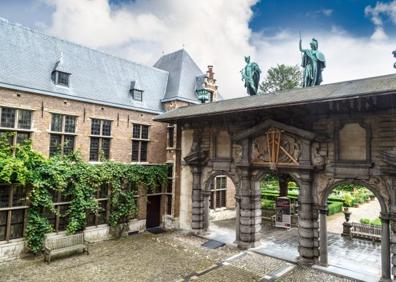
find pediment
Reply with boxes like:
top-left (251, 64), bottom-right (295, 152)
top-left (233, 119), bottom-right (316, 142)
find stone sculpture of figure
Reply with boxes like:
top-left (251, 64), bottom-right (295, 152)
top-left (241, 56), bottom-right (261, 96)
top-left (299, 38), bottom-right (326, 87)
top-left (392, 50), bottom-right (396, 69)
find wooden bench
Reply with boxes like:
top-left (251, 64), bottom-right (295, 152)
top-left (44, 233), bottom-right (89, 264)
top-left (351, 222), bottom-right (381, 242)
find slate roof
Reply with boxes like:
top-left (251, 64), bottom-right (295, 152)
top-left (154, 49), bottom-right (202, 104)
top-left (155, 73), bottom-right (396, 122)
top-left (0, 18), bottom-right (201, 114)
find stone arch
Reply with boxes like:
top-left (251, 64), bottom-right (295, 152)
top-left (320, 178), bottom-right (389, 214)
top-left (203, 170), bottom-right (239, 193)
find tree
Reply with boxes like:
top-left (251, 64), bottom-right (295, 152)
top-left (259, 64), bottom-right (302, 94)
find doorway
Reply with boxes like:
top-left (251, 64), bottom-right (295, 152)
top-left (146, 195), bottom-right (161, 228)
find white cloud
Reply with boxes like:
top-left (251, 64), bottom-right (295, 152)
top-left (365, 0), bottom-right (396, 40)
top-left (45, 0), bottom-right (257, 98)
top-left (43, 0), bottom-right (396, 99)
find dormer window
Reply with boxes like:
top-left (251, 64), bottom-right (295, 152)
top-left (52, 71), bottom-right (70, 87)
top-left (129, 81), bottom-right (143, 101)
top-left (131, 89), bottom-right (143, 101)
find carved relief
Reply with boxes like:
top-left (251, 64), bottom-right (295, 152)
top-left (232, 144), bottom-right (242, 163)
top-left (312, 142), bottom-right (325, 167)
top-left (252, 128), bottom-right (301, 168)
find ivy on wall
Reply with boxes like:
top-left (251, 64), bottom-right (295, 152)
top-left (0, 134), bottom-right (167, 254)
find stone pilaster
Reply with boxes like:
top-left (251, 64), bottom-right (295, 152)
top-left (191, 166), bottom-right (204, 232)
top-left (297, 177), bottom-right (319, 264)
top-left (380, 212), bottom-right (391, 281)
top-left (390, 213), bottom-right (396, 280)
top-left (319, 208), bottom-right (328, 266)
top-left (238, 169), bottom-right (261, 249)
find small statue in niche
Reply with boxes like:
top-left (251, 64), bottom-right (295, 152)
top-left (312, 142), bottom-right (325, 167)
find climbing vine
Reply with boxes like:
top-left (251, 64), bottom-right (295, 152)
top-left (0, 134), bottom-right (167, 254)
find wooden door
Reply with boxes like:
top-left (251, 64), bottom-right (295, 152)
top-left (146, 195), bottom-right (161, 228)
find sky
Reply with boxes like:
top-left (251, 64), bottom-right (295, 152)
top-left (0, 0), bottom-right (396, 98)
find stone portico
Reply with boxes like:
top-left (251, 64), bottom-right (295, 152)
top-left (155, 74), bottom-right (396, 281)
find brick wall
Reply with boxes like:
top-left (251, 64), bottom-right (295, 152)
top-left (0, 87), bottom-right (167, 164)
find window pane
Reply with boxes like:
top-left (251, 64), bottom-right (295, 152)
top-left (64, 116), bottom-right (76, 133)
top-left (51, 114), bottom-right (63, 132)
top-left (86, 212), bottom-right (96, 227)
top-left (1, 108), bottom-right (16, 128)
top-left (57, 72), bottom-right (69, 86)
top-left (216, 190), bottom-right (221, 208)
top-left (98, 201), bottom-right (107, 225)
top-left (16, 132), bottom-right (30, 144)
top-left (89, 137), bottom-right (99, 161)
top-left (0, 185), bottom-right (10, 208)
top-left (99, 184), bottom-right (109, 199)
top-left (10, 210), bottom-right (25, 239)
top-left (12, 186), bottom-right (26, 207)
top-left (133, 90), bottom-right (142, 101)
top-left (49, 134), bottom-right (62, 157)
top-left (216, 177), bottom-right (226, 190)
top-left (58, 205), bottom-right (69, 231)
top-left (91, 119), bottom-right (101, 135)
top-left (141, 125), bottom-right (149, 139)
top-left (101, 138), bottom-right (111, 160)
top-left (132, 140), bottom-right (139, 161)
top-left (43, 208), bottom-right (56, 231)
top-left (140, 141), bottom-right (147, 162)
top-left (0, 211), bottom-right (7, 241)
top-left (167, 126), bottom-right (174, 148)
top-left (17, 110), bottom-right (32, 129)
top-left (102, 120), bottom-right (112, 136)
top-left (63, 135), bottom-right (75, 155)
top-left (132, 124), bottom-right (141, 139)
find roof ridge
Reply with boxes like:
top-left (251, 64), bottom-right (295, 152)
top-left (0, 17), bottom-right (168, 75)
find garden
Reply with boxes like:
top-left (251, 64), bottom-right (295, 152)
top-left (260, 176), bottom-right (380, 226)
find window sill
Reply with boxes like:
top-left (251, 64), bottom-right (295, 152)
top-left (89, 135), bottom-right (112, 138)
top-left (48, 131), bottom-right (78, 136)
top-left (0, 127), bottom-right (34, 133)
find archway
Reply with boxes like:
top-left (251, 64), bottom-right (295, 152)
top-left (251, 169), bottom-right (310, 262)
top-left (202, 171), bottom-right (238, 244)
top-left (319, 180), bottom-right (391, 281)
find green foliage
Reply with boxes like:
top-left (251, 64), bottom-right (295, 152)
top-left (259, 64), bottom-right (302, 94)
top-left (360, 217), bottom-right (381, 227)
top-left (343, 192), bottom-right (353, 207)
top-left (261, 199), bottom-right (275, 210)
top-left (0, 134), bottom-right (167, 253)
top-left (327, 201), bottom-right (343, 215)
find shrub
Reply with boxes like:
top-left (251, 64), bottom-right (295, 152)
top-left (343, 192), bottom-right (353, 207)
top-left (327, 201), bottom-right (343, 215)
top-left (261, 199), bottom-right (275, 210)
top-left (360, 218), bottom-right (370, 225)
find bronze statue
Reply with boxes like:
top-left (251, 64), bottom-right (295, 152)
top-left (299, 37), bottom-right (326, 87)
top-left (241, 56), bottom-right (261, 96)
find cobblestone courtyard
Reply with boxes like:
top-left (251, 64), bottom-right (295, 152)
top-left (0, 231), bottom-right (354, 282)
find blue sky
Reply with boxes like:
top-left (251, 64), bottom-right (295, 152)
top-left (0, 0), bottom-right (395, 98)
top-left (250, 0), bottom-right (382, 36)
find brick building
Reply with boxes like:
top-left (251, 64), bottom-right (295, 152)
top-left (0, 18), bottom-right (231, 260)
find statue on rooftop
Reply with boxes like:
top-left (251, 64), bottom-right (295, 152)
top-left (299, 37), bottom-right (326, 87)
top-left (241, 56), bottom-right (261, 96)
top-left (392, 49), bottom-right (396, 69)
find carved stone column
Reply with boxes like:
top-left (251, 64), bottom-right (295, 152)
top-left (297, 176), bottom-right (318, 264)
top-left (390, 212), bottom-right (396, 280)
top-left (234, 194), bottom-right (241, 245)
top-left (191, 166), bottom-right (204, 232)
top-left (238, 168), bottom-right (261, 249)
top-left (380, 212), bottom-right (391, 281)
top-left (319, 208), bottom-right (328, 266)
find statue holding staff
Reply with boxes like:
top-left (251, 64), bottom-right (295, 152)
top-left (299, 36), bottom-right (326, 87)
